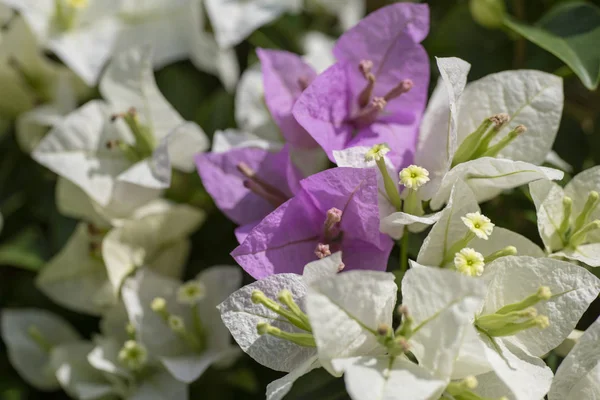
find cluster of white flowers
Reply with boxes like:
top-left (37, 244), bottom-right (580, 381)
top-left (0, 1), bottom-right (351, 398)
top-left (1, 1), bottom-right (599, 400)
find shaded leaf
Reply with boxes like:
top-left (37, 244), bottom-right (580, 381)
top-left (504, 2), bottom-right (600, 90)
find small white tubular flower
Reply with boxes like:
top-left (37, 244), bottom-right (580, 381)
top-left (118, 340), bottom-right (148, 370)
top-left (461, 212), bottom-right (494, 240)
top-left (167, 315), bottom-right (185, 333)
top-left (176, 280), bottom-right (206, 305)
top-left (399, 165), bottom-right (430, 189)
top-left (454, 248), bottom-right (485, 277)
top-left (150, 297), bottom-right (167, 313)
top-left (364, 143), bottom-right (390, 162)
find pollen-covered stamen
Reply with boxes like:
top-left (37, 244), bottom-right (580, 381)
top-left (323, 207), bottom-right (343, 239)
top-left (483, 246), bottom-right (517, 264)
top-left (237, 162), bottom-right (289, 207)
top-left (572, 191), bottom-right (599, 234)
top-left (256, 322), bottom-right (316, 347)
top-left (352, 97), bottom-right (387, 127)
top-left (366, 143), bottom-right (403, 211)
top-left (480, 124), bottom-right (527, 158)
top-left (356, 60), bottom-right (376, 108)
top-left (558, 196), bottom-right (573, 240)
top-left (315, 243), bottom-right (331, 259)
top-left (452, 113), bottom-right (510, 166)
top-left (569, 220), bottom-right (600, 248)
top-left (110, 107), bottom-right (156, 161)
top-left (394, 305), bottom-right (414, 338)
top-left (476, 286), bottom-right (552, 337)
top-left (383, 79), bottom-right (413, 101)
top-left (251, 290), bottom-right (311, 331)
top-left (359, 59), bottom-right (373, 76)
top-left (167, 315), bottom-right (203, 352)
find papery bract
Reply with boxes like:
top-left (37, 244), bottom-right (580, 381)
top-left (196, 146), bottom-right (301, 243)
top-left (416, 57), bottom-right (564, 208)
top-left (530, 166), bottom-right (600, 266)
top-left (257, 48), bottom-right (318, 149)
top-left (33, 47), bottom-right (208, 210)
top-left (122, 267), bottom-right (242, 383)
top-left (293, 2), bottom-right (430, 166)
top-left (1, 309), bottom-right (81, 390)
top-left (231, 167), bottom-right (392, 278)
top-left (204, 0), bottom-right (301, 49)
top-left (218, 254), bottom-right (343, 400)
top-left (549, 316), bottom-right (600, 399)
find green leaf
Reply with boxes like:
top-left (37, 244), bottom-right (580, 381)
top-left (0, 227), bottom-right (45, 271)
top-left (504, 2), bottom-right (600, 90)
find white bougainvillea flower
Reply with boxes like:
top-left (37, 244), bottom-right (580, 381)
top-left (0, 0), bottom-right (201, 85)
top-left (102, 200), bottom-right (204, 294)
top-left (305, 270), bottom-right (398, 376)
top-left (415, 57), bottom-right (564, 209)
top-left (219, 253), bottom-right (343, 400)
top-left (323, 265), bottom-right (487, 400)
top-left (122, 266), bottom-right (242, 383)
top-left (406, 258), bottom-right (600, 400)
top-left (54, 177), bottom-right (159, 229)
top-left (529, 166), bottom-right (600, 266)
top-left (86, 335), bottom-right (188, 399)
top-left (33, 47), bottom-right (208, 210)
top-left (212, 128), bottom-right (282, 153)
top-left (36, 222), bottom-right (113, 316)
top-left (334, 146), bottom-right (442, 239)
top-left (418, 179), bottom-right (544, 271)
top-left (50, 341), bottom-right (117, 400)
top-left (37, 199), bottom-right (203, 315)
top-left (549, 316), bottom-right (600, 399)
top-left (0, 16), bottom-right (87, 151)
top-left (204, 0), bottom-right (302, 49)
top-left (447, 256), bottom-right (596, 399)
top-left (301, 32), bottom-right (336, 74)
top-left (186, 0), bottom-right (239, 91)
top-left (0, 309), bottom-right (81, 390)
top-left (234, 65), bottom-right (281, 143)
top-left (0, 16), bottom-right (81, 119)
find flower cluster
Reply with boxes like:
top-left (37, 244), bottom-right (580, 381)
top-left (1, 2), bottom-right (599, 400)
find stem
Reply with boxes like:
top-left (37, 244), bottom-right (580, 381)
top-left (399, 227), bottom-right (409, 278)
top-left (512, 0), bottom-right (526, 68)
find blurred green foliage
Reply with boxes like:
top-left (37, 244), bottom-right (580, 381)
top-left (2, 1), bottom-right (600, 399)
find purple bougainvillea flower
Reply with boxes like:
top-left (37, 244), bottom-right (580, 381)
top-left (231, 167), bottom-right (393, 279)
top-left (257, 48), bottom-right (319, 149)
top-left (292, 3), bottom-right (430, 166)
top-left (195, 146), bottom-right (303, 242)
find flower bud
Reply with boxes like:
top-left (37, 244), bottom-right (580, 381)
top-left (469, 0), bottom-right (506, 29)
